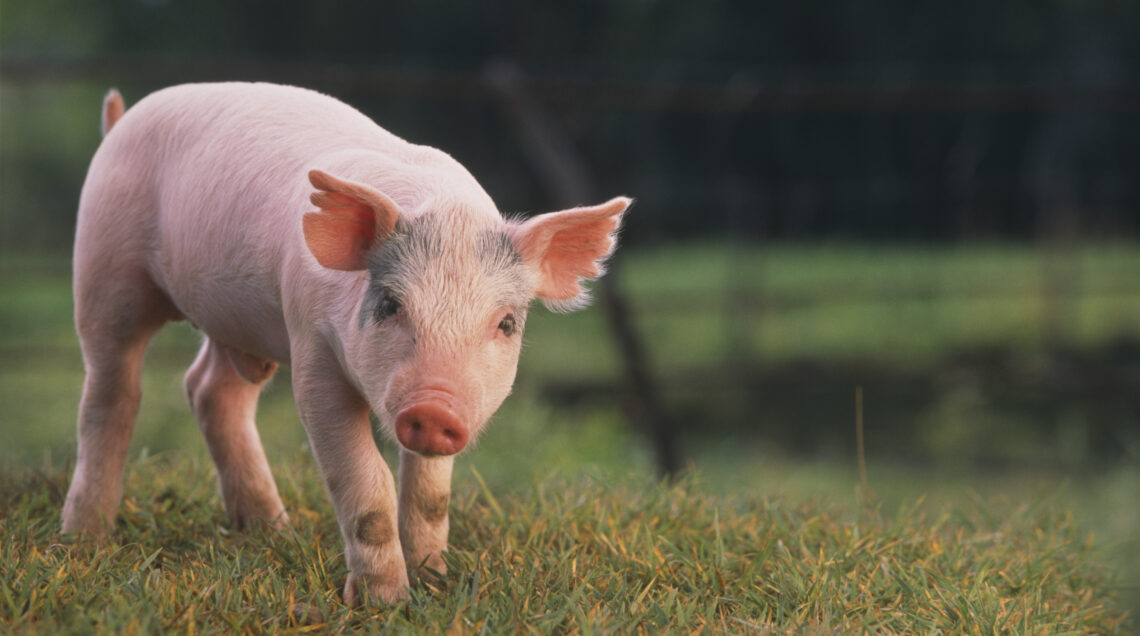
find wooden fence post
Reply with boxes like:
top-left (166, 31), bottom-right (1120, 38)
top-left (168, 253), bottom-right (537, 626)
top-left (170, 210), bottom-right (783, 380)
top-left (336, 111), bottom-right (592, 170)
top-left (485, 61), bottom-right (683, 479)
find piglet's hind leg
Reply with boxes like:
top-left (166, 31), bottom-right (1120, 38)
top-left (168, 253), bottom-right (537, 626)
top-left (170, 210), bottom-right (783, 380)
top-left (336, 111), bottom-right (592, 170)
top-left (62, 268), bottom-right (174, 536)
top-left (185, 338), bottom-right (287, 529)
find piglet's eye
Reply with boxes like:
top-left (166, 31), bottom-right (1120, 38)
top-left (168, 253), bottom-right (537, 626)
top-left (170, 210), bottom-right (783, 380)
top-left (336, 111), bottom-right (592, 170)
top-left (376, 293), bottom-right (401, 321)
top-left (498, 313), bottom-right (517, 337)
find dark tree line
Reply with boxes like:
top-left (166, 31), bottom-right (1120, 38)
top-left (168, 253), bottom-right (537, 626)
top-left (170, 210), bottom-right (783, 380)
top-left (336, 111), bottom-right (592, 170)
top-left (2, 0), bottom-right (1138, 248)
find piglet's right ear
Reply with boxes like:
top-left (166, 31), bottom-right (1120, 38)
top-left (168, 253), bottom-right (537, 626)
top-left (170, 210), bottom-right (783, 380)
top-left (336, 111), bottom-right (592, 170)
top-left (303, 169), bottom-right (402, 271)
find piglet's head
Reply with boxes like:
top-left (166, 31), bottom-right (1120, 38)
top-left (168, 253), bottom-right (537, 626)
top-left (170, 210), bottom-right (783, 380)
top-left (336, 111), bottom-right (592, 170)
top-left (303, 168), bottom-right (630, 456)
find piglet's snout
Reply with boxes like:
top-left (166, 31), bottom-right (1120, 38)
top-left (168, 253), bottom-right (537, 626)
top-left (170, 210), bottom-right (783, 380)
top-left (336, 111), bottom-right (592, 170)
top-left (395, 402), bottom-right (469, 455)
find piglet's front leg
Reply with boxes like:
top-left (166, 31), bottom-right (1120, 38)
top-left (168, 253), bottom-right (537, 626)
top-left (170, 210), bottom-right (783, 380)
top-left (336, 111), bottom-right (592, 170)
top-left (292, 353), bottom-right (409, 605)
top-left (398, 450), bottom-right (453, 583)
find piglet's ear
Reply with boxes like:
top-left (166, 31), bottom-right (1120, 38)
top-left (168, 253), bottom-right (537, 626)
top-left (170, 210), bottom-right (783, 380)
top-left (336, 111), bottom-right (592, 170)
top-left (508, 196), bottom-right (632, 311)
top-left (303, 169), bottom-right (402, 271)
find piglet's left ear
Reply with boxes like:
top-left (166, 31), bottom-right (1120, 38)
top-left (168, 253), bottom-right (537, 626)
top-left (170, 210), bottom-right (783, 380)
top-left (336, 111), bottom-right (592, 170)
top-left (508, 196), bottom-right (632, 311)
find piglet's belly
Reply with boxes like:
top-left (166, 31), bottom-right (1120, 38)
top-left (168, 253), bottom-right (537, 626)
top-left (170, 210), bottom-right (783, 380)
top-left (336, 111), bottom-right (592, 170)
top-left (163, 274), bottom-right (292, 364)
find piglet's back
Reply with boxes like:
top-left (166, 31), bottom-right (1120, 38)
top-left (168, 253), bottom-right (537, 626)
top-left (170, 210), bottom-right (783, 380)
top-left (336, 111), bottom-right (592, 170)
top-left (76, 83), bottom-right (438, 361)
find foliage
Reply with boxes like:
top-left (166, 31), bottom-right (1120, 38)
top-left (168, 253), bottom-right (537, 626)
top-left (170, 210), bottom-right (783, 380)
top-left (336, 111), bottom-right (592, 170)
top-left (4, 244), bottom-right (1140, 472)
top-left (4, 2), bottom-right (1140, 250)
top-left (4, 242), bottom-right (1140, 474)
top-left (0, 455), bottom-right (1131, 634)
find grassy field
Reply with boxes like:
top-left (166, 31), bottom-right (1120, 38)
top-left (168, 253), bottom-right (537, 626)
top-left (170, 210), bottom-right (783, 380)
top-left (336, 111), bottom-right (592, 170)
top-left (1, 456), bottom-right (1131, 633)
top-left (1, 244), bottom-right (1138, 631)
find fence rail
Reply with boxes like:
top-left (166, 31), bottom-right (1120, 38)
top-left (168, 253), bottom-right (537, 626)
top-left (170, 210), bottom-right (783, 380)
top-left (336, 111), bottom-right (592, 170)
top-left (4, 57), bottom-right (1139, 113)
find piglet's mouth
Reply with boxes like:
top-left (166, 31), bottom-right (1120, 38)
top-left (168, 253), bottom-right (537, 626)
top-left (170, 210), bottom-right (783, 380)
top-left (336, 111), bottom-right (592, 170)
top-left (395, 401), bottom-right (469, 456)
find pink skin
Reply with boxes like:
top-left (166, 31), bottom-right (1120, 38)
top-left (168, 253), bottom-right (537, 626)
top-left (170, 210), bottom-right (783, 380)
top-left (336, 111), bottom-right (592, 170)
top-left (60, 83), bottom-right (629, 605)
top-left (396, 401), bottom-right (467, 456)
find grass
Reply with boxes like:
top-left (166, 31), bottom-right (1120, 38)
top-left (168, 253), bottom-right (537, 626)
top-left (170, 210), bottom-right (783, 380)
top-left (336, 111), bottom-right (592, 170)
top-left (1, 244), bottom-right (1138, 631)
top-left (1, 455), bottom-right (1131, 633)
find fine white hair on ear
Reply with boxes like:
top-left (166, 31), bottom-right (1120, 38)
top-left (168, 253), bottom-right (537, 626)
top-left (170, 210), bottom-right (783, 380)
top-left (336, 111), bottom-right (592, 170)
top-left (538, 270), bottom-right (605, 313)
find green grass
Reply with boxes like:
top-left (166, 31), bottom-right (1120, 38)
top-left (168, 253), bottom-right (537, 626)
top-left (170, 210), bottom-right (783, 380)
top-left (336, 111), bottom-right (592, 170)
top-left (1, 244), bottom-right (1138, 630)
top-left (1, 456), bottom-right (1131, 633)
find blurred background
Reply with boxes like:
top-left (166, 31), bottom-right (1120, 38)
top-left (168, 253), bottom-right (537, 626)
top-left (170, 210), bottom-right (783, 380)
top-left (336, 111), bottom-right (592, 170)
top-left (1, 0), bottom-right (1138, 597)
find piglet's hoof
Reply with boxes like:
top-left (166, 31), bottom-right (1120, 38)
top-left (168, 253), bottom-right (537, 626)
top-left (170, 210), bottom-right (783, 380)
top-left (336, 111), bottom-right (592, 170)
top-left (407, 553), bottom-right (448, 587)
top-left (229, 508), bottom-right (291, 533)
top-left (343, 571), bottom-right (411, 606)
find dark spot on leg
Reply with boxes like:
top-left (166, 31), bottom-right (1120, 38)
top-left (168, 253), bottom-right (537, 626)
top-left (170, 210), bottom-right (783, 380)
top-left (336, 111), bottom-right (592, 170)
top-left (417, 492), bottom-right (450, 524)
top-left (354, 510), bottom-right (393, 547)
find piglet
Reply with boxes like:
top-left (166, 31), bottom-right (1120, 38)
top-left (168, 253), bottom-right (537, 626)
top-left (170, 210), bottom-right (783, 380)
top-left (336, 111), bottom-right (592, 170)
top-left (61, 82), bottom-right (630, 604)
